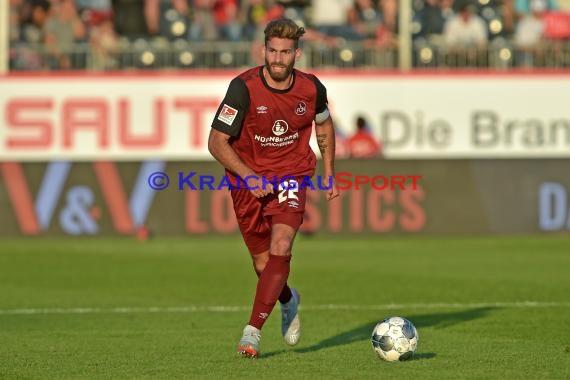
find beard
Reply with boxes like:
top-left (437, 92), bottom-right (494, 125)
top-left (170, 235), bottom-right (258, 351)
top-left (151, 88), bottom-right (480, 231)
top-left (265, 58), bottom-right (295, 82)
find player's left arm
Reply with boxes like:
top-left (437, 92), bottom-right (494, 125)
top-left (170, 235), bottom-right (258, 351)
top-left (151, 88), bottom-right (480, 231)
top-left (312, 75), bottom-right (339, 201)
top-left (315, 115), bottom-right (339, 201)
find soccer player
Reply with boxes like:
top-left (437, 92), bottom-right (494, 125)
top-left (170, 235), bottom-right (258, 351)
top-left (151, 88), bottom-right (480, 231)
top-left (208, 18), bottom-right (339, 358)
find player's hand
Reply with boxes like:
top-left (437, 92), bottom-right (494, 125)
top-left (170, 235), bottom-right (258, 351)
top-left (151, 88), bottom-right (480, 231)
top-left (246, 175), bottom-right (274, 198)
top-left (322, 174), bottom-right (339, 201)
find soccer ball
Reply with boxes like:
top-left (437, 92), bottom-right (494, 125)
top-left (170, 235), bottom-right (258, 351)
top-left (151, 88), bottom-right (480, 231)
top-left (371, 316), bottom-right (419, 362)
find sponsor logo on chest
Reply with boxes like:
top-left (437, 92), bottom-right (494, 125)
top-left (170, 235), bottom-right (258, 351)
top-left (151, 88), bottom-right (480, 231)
top-left (254, 118), bottom-right (299, 148)
top-left (251, 100), bottom-right (309, 148)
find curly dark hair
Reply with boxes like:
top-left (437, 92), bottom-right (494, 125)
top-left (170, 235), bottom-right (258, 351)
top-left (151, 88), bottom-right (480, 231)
top-left (264, 18), bottom-right (306, 49)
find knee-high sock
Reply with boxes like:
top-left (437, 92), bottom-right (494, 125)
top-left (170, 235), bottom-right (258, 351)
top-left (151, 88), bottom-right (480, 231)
top-left (248, 254), bottom-right (291, 329)
top-left (254, 266), bottom-right (292, 304)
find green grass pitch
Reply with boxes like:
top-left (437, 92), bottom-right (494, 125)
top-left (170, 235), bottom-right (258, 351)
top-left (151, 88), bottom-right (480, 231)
top-left (0, 234), bottom-right (568, 379)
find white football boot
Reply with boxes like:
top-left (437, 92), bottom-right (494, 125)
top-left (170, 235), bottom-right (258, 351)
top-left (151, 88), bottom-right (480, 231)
top-left (281, 288), bottom-right (301, 346)
top-left (237, 325), bottom-right (261, 358)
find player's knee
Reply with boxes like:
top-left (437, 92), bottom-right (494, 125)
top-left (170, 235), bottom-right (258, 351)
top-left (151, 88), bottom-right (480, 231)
top-left (253, 260), bottom-right (266, 275)
top-left (251, 252), bottom-right (269, 275)
top-left (270, 238), bottom-right (293, 256)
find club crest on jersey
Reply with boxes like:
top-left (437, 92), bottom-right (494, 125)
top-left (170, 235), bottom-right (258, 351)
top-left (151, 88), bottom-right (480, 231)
top-left (272, 120), bottom-right (289, 136)
top-left (217, 104), bottom-right (238, 126)
top-left (295, 101), bottom-right (307, 116)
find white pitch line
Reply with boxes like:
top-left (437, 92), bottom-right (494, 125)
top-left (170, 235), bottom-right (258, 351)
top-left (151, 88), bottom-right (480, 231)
top-left (0, 301), bottom-right (568, 316)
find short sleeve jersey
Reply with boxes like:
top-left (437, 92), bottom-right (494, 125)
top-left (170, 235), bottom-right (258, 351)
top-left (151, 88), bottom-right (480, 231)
top-left (211, 66), bottom-right (329, 184)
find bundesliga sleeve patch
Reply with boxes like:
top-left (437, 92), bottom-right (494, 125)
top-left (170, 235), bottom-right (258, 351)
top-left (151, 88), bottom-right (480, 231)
top-left (217, 104), bottom-right (238, 126)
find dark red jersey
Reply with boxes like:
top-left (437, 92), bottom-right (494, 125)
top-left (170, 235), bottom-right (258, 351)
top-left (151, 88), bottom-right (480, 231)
top-left (211, 66), bottom-right (329, 184)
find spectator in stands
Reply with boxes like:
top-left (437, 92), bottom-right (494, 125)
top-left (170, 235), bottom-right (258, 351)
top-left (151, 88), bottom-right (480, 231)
top-left (76, 0), bottom-right (113, 30)
top-left (213, 0), bottom-right (242, 41)
top-left (10, 0), bottom-right (23, 43)
top-left (311, 0), bottom-right (363, 40)
top-left (514, 0), bottom-right (546, 66)
top-left (242, 0), bottom-right (280, 41)
top-left (347, 0), bottom-right (382, 40)
top-left (378, 0), bottom-right (398, 35)
top-left (44, 0), bottom-right (87, 69)
top-left (89, 18), bottom-right (119, 70)
top-left (188, 0), bottom-right (218, 40)
top-left (347, 115), bottom-right (382, 159)
top-left (153, 0), bottom-right (193, 40)
top-left (243, 0), bottom-right (286, 63)
top-left (440, 0), bottom-right (456, 19)
top-left (9, 0), bottom-right (50, 69)
top-left (443, 0), bottom-right (488, 49)
top-left (358, 0), bottom-right (398, 48)
top-left (18, 0), bottom-right (51, 44)
top-left (515, 0), bottom-right (559, 16)
top-left (111, 0), bottom-right (157, 38)
top-left (529, 0), bottom-right (570, 41)
top-left (245, 0), bottom-right (343, 65)
top-left (413, 0), bottom-right (447, 41)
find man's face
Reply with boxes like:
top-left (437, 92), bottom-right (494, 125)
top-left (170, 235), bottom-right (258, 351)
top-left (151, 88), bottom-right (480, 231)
top-left (264, 37), bottom-right (298, 82)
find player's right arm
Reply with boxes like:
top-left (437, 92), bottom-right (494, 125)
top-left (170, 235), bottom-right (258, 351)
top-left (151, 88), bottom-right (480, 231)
top-left (208, 78), bottom-right (273, 197)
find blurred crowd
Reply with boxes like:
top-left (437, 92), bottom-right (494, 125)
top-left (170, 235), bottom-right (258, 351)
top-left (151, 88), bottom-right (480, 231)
top-left (8, 0), bottom-right (570, 70)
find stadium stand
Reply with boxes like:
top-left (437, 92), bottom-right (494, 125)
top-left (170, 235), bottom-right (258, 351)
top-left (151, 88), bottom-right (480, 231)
top-left (7, 0), bottom-right (570, 70)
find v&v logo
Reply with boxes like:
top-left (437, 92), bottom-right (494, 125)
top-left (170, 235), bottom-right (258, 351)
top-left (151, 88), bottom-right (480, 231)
top-left (0, 161), bottom-right (165, 235)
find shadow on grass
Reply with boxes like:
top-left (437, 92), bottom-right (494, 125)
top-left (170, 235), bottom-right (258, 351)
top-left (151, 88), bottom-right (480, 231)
top-left (262, 307), bottom-right (495, 359)
top-left (411, 352), bottom-right (436, 361)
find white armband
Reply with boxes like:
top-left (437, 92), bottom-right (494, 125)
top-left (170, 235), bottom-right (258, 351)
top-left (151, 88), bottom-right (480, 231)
top-left (315, 107), bottom-right (330, 124)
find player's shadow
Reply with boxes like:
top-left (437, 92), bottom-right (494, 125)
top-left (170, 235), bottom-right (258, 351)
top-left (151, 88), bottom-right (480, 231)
top-left (262, 306), bottom-right (495, 359)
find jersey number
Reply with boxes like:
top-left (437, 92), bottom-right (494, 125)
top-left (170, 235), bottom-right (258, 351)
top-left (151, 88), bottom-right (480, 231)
top-left (278, 180), bottom-right (299, 203)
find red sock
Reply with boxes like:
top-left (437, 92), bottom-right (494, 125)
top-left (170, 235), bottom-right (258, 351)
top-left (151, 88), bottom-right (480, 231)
top-left (254, 268), bottom-right (292, 304)
top-left (248, 254), bottom-right (291, 330)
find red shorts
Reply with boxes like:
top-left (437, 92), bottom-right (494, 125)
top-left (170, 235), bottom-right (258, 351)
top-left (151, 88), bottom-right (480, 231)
top-left (230, 180), bottom-right (307, 255)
